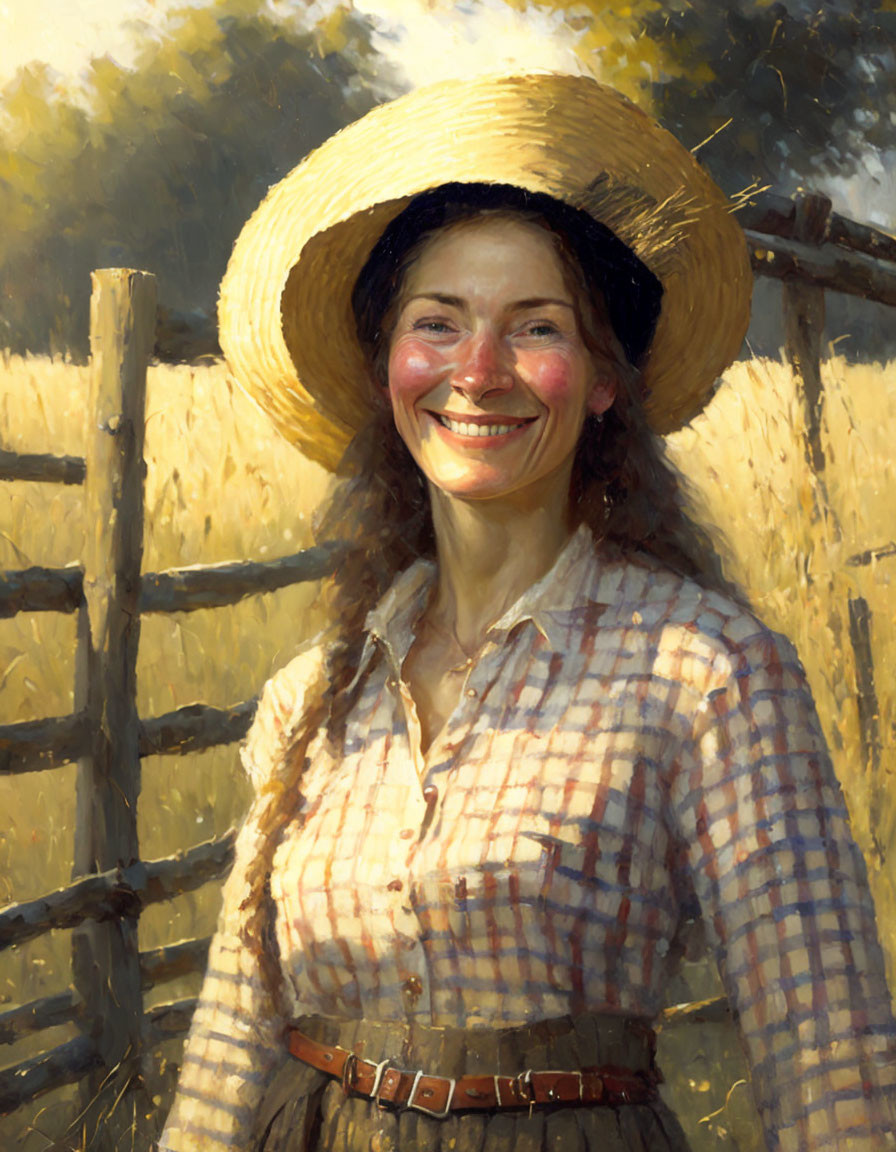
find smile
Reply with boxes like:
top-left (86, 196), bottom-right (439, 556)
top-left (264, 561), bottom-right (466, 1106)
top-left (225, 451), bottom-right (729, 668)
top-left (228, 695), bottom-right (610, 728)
top-left (435, 413), bottom-right (534, 438)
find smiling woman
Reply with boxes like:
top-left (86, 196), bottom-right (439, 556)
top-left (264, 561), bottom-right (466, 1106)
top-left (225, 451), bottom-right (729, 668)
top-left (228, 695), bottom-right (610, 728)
top-left (159, 74), bottom-right (896, 1152)
top-left (385, 214), bottom-right (614, 508)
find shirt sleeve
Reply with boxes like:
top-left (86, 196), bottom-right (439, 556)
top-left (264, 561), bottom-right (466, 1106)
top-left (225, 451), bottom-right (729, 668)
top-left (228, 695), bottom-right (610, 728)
top-left (670, 623), bottom-right (896, 1151)
top-left (159, 645), bottom-right (326, 1151)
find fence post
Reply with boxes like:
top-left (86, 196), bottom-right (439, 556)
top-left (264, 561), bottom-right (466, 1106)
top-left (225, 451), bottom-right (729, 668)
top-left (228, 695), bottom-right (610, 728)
top-left (848, 596), bottom-right (885, 864)
top-left (72, 270), bottom-right (156, 1140)
top-left (782, 191), bottom-right (832, 478)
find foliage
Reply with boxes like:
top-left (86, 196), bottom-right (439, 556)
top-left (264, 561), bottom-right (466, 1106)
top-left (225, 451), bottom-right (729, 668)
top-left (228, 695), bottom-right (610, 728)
top-left (0, 0), bottom-right (393, 356)
top-left (521, 0), bottom-right (896, 195)
top-left (2, 0), bottom-right (894, 356)
top-left (652, 0), bottom-right (896, 194)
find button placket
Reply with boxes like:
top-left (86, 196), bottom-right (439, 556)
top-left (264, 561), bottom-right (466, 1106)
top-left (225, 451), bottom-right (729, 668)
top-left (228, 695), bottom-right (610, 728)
top-left (396, 679), bottom-right (428, 780)
top-left (381, 752), bottom-right (428, 920)
top-left (393, 816), bottom-right (428, 901)
top-left (386, 640), bottom-right (502, 1021)
top-left (393, 790), bottom-right (437, 1017)
top-left (397, 926), bottom-right (429, 1015)
top-left (456, 637), bottom-right (504, 713)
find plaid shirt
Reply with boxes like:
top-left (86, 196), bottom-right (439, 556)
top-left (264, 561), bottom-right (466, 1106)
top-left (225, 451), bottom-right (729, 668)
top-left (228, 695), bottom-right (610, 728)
top-left (161, 527), bottom-right (896, 1151)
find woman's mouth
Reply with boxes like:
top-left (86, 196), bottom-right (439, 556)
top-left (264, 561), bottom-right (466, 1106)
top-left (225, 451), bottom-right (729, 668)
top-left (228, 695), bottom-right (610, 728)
top-left (433, 413), bottom-right (535, 438)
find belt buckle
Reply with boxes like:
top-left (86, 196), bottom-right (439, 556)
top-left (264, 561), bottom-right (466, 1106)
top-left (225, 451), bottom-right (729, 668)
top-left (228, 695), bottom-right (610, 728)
top-left (407, 1069), bottom-right (456, 1119)
top-left (369, 1059), bottom-right (390, 1108)
top-left (372, 1060), bottom-right (398, 1111)
top-left (514, 1068), bottom-right (536, 1118)
top-left (340, 1052), bottom-right (361, 1099)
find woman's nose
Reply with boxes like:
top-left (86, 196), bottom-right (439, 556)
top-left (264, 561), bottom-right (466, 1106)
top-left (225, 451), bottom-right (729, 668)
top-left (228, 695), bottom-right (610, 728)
top-left (450, 329), bottom-right (514, 401)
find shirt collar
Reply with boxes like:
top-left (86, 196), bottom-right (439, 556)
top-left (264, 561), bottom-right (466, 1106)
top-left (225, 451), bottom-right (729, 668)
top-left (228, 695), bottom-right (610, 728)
top-left (361, 556), bottom-right (437, 677)
top-left (486, 523), bottom-right (599, 650)
top-left (359, 523), bottom-right (629, 677)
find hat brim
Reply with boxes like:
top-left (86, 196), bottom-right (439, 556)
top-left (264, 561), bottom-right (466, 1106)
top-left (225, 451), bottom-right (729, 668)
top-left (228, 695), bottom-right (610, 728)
top-left (219, 73), bottom-right (752, 471)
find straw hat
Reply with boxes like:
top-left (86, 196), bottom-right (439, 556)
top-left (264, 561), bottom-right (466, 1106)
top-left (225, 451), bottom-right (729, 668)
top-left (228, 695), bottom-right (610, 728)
top-left (219, 73), bottom-right (752, 471)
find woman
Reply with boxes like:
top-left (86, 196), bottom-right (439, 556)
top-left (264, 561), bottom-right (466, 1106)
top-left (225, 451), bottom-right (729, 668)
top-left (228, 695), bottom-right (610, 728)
top-left (160, 75), bottom-right (896, 1151)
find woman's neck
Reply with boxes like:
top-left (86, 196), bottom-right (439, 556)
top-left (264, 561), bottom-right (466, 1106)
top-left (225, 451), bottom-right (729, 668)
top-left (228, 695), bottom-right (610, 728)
top-left (427, 485), bottom-right (576, 653)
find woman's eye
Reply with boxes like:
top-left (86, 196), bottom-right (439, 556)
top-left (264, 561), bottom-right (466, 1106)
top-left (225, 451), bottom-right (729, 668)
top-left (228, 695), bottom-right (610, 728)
top-left (412, 318), bottom-right (455, 334)
top-left (520, 321), bottom-right (560, 338)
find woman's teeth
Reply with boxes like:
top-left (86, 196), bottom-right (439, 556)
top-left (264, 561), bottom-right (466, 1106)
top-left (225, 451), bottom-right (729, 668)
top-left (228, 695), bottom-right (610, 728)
top-left (438, 415), bottom-right (523, 437)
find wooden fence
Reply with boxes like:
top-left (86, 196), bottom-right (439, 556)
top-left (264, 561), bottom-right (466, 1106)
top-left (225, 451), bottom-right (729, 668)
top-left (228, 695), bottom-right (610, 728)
top-left (0, 190), bottom-right (894, 1145)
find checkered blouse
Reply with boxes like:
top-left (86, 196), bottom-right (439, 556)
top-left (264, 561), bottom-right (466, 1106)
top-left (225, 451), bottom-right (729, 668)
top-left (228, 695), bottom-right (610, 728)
top-left (160, 527), bottom-right (896, 1150)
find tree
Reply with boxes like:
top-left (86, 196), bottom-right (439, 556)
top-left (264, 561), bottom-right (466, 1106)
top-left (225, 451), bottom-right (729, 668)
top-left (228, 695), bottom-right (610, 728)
top-left (516, 0), bottom-right (896, 196)
top-left (0, 0), bottom-right (395, 356)
top-left (650, 0), bottom-right (896, 196)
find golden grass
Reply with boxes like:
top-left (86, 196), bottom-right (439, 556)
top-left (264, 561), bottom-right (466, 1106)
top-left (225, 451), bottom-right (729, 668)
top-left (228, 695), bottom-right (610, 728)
top-left (663, 355), bottom-right (896, 1149)
top-left (0, 352), bottom-right (894, 1150)
top-left (668, 356), bottom-right (896, 919)
top-left (0, 355), bottom-right (332, 1148)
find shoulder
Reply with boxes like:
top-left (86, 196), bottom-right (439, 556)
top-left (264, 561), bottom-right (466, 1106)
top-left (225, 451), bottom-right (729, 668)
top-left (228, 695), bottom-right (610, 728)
top-left (240, 638), bottom-right (329, 791)
top-left (602, 550), bottom-right (805, 701)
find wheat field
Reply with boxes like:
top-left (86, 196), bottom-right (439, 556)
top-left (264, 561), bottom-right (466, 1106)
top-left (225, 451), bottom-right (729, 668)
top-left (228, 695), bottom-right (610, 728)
top-left (0, 352), bottom-right (893, 1149)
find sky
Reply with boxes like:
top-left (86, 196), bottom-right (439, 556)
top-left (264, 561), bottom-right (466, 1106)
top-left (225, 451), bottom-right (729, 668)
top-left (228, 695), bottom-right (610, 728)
top-left (1, 0), bottom-right (587, 90)
top-left (1, 0), bottom-right (181, 83)
top-left (2, 0), bottom-right (894, 226)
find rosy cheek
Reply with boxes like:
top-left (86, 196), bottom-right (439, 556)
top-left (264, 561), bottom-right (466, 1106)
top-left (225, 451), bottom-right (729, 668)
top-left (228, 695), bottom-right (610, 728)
top-left (522, 351), bottom-right (579, 403)
top-left (387, 339), bottom-right (449, 401)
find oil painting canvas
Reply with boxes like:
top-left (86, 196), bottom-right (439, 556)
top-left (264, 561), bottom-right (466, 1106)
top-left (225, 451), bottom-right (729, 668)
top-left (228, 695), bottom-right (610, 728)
top-left (1, 3), bottom-right (894, 1150)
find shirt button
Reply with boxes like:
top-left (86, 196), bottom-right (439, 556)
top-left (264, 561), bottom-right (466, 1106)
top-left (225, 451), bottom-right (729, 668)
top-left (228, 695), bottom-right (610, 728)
top-left (402, 976), bottom-right (423, 1001)
top-left (399, 828), bottom-right (414, 840)
top-left (423, 785), bottom-right (438, 805)
top-left (387, 878), bottom-right (403, 892)
top-left (465, 687), bottom-right (477, 698)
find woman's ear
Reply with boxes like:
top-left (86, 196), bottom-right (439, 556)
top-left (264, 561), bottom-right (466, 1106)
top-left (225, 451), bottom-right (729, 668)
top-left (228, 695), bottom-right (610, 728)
top-left (368, 370), bottom-right (392, 412)
top-left (587, 373), bottom-right (617, 418)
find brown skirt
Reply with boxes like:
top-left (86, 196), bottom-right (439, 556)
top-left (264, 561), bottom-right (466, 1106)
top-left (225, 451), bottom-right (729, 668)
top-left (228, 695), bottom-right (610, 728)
top-left (253, 1013), bottom-right (692, 1152)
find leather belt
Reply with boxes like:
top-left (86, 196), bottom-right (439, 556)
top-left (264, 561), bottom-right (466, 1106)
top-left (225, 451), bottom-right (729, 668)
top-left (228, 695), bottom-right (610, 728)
top-left (286, 1027), bottom-right (659, 1119)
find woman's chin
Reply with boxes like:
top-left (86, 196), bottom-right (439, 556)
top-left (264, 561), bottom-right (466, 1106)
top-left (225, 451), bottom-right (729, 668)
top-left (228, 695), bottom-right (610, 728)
top-left (424, 468), bottom-right (523, 504)
top-left (421, 455), bottom-right (574, 512)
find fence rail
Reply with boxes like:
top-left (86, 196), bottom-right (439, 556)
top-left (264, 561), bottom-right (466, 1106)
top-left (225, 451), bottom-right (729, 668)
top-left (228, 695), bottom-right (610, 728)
top-left (0, 832), bottom-right (235, 951)
top-left (0, 991), bottom-right (84, 1046)
top-left (0, 1035), bottom-right (101, 1118)
top-left (0, 939), bottom-right (212, 1045)
top-left (1, 191), bottom-right (894, 1138)
top-left (0, 542), bottom-right (343, 619)
top-left (737, 190), bottom-right (896, 263)
top-left (746, 230), bottom-right (896, 306)
top-left (0, 448), bottom-right (86, 486)
top-left (0, 701), bottom-right (259, 775)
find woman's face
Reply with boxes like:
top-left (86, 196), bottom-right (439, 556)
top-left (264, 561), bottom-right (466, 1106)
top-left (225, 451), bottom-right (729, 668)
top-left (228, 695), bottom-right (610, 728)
top-left (385, 215), bottom-right (616, 508)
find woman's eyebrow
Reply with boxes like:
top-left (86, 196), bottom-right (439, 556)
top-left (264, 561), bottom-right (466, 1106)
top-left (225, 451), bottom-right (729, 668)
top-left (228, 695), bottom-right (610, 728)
top-left (404, 292), bottom-right (464, 307)
top-left (404, 294), bottom-right (575, 311)
top-left (509, 297), bottom-right (575, 312)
